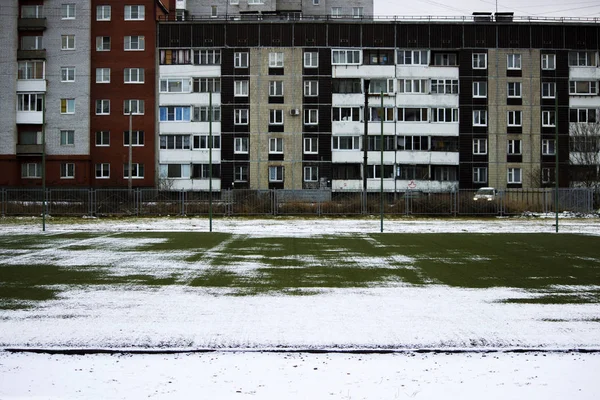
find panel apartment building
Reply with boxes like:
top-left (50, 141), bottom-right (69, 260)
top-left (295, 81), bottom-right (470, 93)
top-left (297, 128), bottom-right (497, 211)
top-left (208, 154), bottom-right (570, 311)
top-left (156, 15), bottom-right (600, 192)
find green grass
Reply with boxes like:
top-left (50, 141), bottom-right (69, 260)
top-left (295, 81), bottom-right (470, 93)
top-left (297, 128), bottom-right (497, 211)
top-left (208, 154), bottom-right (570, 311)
top-left (0, 232), bottom-right (599, 307)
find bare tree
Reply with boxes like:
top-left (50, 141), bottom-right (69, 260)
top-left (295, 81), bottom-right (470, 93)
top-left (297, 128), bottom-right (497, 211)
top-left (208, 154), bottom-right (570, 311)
top-left (569, 121), bottom-right (600, 188)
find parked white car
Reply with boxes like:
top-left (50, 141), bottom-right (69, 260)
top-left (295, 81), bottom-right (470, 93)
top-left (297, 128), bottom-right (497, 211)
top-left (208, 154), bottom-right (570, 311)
top-left (473, 187), bottom-right (497, 201)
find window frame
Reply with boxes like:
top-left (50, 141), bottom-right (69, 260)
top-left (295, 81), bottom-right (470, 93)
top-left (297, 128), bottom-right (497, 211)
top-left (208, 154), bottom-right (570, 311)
top-left (124, 35), bottom-right (145, 51)
top-left (60, 162), bottom-right (75, 179)
top-left (269, 137), bottom-right (284, 154)
top-left (304, 52), bottom-right (318, 68)
top-left (507, 110), bottom-right (522, 127)
top-left (96, 36), bottom-right (110, 51)
top-left (541, 54), bottom-right (556, 70)
top-left (96, 5), bottom-right (111, 21)
top-left (60, 129), bottom-right (75, 146)
top-left (124, 68), bottom-right (144, 84)
top-left (268, 52), bottom-right (284, 68)
top-left (269, 166), bottom-right (284, 182)
top-left (61, 35), bottom-right (75, 50)
top-left (234, 52), bottom-right (249, 68)
top-left (507, 168), bottom-right (522, 184)
top-left (61, 3), bottom-right (76, 20)
top-left (507, 53), bottom-right (522, 70)
top-left (542, 139), bottom-right (556, 155)
top-left (304, 166), bottom-right (319, 182)
top-left (472, 53), bottom-right (487, 69)
top-left (234, 109), bottom-right (249, 125)
top-left (123, 163), bottom-right (145, 179)
top-left (304, 137), bottom-right (318, 154)
top-left (304, 109), bottom-right (319, 125)
top-left (269, 109), bottom-right (284, 125)
top-left (95, 67), bottom-right (110, 83)
top-left (95, 99), bottom-right (110, 115)
top-left (124, 99), bottom-right (145, 115)
top-left (507, 82), bottom-right (522, 98)
top-left (507, 139), bottom-right (522, 155)
top-left (21, 162), bottom-right (42, 179)
top-left (124, 5), bottom-right (145, 20)
top-left (60, 98), bottom-right (75, 114)
top-left (542, 110), bottom-right (556, 127)
top-left (123, 130), bottom-right (144, 146)
top-left (473, 110), bottom-right (488, 126)
top-left (304, 80), bottom-right (319, 97)
top-left (472, 81), bottom-right (487, 98)
top-left (472, 138), bottom-right (488, 155)
top-left (61, 66), bottom-right (75, 82)
top-left (95, 131), bottom-right (110, 147)
top-left (234, 80), bottom-right (249, 97)
top-left (95, 163), bottom-right (110, 179)
top-left (234, 137), bottom-right (249, 154)
top-left (541, 82), bottom-right (556, 99)
top-left (269, 81), bottom-right (283, 97)
top-left (473, 167), bottom-right (488, 184)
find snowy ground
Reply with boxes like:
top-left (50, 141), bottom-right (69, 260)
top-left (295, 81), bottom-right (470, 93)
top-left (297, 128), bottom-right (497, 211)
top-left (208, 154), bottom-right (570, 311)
top-left (1, 216), bottom-right (599, 399)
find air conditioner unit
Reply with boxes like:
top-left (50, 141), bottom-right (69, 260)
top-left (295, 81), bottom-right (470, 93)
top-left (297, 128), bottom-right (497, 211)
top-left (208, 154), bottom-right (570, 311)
top-left (290, 109), bottom-right (300, 116)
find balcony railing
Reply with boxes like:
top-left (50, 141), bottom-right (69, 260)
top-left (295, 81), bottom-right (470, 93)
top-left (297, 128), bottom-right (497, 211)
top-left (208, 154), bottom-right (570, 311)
top-left (18, 18), bottom-right (47, 31)
top-left (16, 144), bottom-right (44, 155)
top-left (17, 50), bottom-right (46, 60)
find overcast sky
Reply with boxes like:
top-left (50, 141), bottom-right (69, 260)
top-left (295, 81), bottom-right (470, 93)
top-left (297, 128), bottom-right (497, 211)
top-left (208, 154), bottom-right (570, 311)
top-left (374, 0), bottom-right (600, 18)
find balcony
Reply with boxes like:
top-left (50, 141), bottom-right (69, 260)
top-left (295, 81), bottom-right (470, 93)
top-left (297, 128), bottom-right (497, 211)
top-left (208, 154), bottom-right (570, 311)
top-left (16, 144), bottom-right (44, 155)
top-left (16, 111), bottom-right (43, 125)
top-left (17, 50), bottom-right (46, 60)
top-left (18, 18), bottom-right (47, 31)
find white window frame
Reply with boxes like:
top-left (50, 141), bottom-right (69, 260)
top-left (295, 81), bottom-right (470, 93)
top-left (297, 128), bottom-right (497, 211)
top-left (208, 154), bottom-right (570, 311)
top-left (124, 99), bottom-right (144, 115)
top-left (331, 7), bottom-right (342, 18)
top-left (96, 99), bottom-right (110, 115)
top-left (124, 5), bottom-right (145, 20)
top-left (473, 81), bottom-right (487, 98)
top-left (268, 52), bottom-right (284, 68)
top-left (123, 130), bottom-right (144, 146)
top-left (542, 139), bottom-right (556, 155)
top-left (472, 53), bottom-right (487, 69)
top-left (430, 79), bottom-right (459, 95)
top-left (269, 81), bottom-right (283, 97)
top-left (96, 68), bottom-right (110, 83)
top-left (124, 163), bottom-right (144, 179)
top-left (211, 5), bottom-right (218, 17)
top-left (568, 51), bottom-right (598, 67)
top-left (160, 78), bottom-right (190, 93)
top-left (507, 82), bottom-right (522, 98)
top-left (507, 139), bottom-right (522, 155)
top-left (17, 94), bottom-right (44, 112)
top-left (569, 81), bottom-right (598, 95)
top-left (542, 54), bottom-right (556, 70)
top-left (352, 7), bottom-right (364, 18)
top-left (473, 110), bottom-right (488, 126)
top-left (60, 163), bottom-right (75, 179)
top-left (21, 36), bottom-right (43, 50)
top-left (269, 138), bottom-right (283, 154)
top-left (61, 3), bottom-right (76, 19)
top-left (397, 50), bottom-right (429, 66)
top-left (507, 53), bottom-right (522, 70)
top-left (507, 168), bottom-right (522, 184)
top-left (269, 109), bottom-right (284, 125)
top-left (124, 36), bottom-right (145, 51)
top-left (398, 79), bottom-right (428, 94)
top-left (21, 163), bottom-right (42, 179)
top-left (96, 163), bottom-right (110, 179)
top-left (234, 52), bottom-right (249, 68)
top-left (234, 109), bottom-right (249, 125)
top-left (95, 131), bottom-right (110, 147)
top-left (332, 136), bottom-right (361, 151)
top-left (542, 82), bottom-right (556, 99)
top-left (304, 80), bottom-right (318, 97)
top-left (542, 110), bottom-right (556, 127)
top-left (124, 68), bottom-right (144, 83)
top-left (61, 67), bottom-right (75, 82)
top-left (332, 49), bottom-right (361, 65)
top-left (96, 5), bottom-right (111, 21)
top-left (60, 99), bottom-right (75, 114)
top-left (96, 36), bottom-right (110, 51)
top-left (304, 109), bottom-right (318, 125)
top-left (18, 61), bottom-right (45, 80)
top-left (304, 166), bottom-right (319, 182)
top-left (61, 35), bottom-right (75, 50)
top-left (507, 110), bottom-right (522, 127)
top-left (234, 137), bottom-right (249, 154)
top-left (304, 137), bottom-right (318, 154)
top-left (473, 167), bottom-right (488, 184)
top-left (304, 52), bottom-right (318, 68)
top-left (269, 166), bottom-right (284, 182)
top-left (234, 80), bottom-right (249, 97)
top-left (473, 138), bottom-right (487, 155)
top-left (60, 130), bottom-right (74, 146)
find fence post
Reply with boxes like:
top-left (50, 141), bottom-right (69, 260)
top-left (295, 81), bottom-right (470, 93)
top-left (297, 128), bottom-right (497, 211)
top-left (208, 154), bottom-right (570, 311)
top-left (272, 189), bottom-right (277, 216)
top-left (1, 188), bottom-right (4, 217)
top-left (181, 190), bottom-right (186, 216)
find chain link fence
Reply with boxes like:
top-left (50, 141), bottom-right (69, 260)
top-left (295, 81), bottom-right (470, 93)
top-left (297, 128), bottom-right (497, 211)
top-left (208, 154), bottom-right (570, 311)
top-left (0, 188), bottom-right (596, 218)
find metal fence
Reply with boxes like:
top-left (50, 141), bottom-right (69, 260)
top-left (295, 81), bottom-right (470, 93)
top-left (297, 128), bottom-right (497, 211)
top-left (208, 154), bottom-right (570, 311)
top-left (0, 188), bottom-right (596, 218)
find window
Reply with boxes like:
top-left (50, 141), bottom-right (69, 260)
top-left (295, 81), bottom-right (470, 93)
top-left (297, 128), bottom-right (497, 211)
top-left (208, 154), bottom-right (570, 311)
top-left (332, 107), bottom-right (361, 122)
top-left (397, 136), bottom-right (429, 151)
top-left (269, 166), bottom-right (284, 182)
top-left (304, 52), bottom-right (318, 68)
top-left (18, 131), bottom-right (40, 145)
top-left (367, 136), bottom-right (396, 151)
top-left (542, 168), bottom-right (555, 184)
top-left (61, 35), bottom-right (75, 50)
top-left (60, 130), bottom-right (74, 145)
top-left (60, 163), bottom-right (75, 179)
top-left (473, 139), bottom-right (487, 155)
top-left (21, 5), bottom-right (43, 18)
top-left (160, 49), bottom-right (190, 65)
top-left (95, 131), bottom-right (110, 146)
top-left (473, 81), bottom-right (487, 98)
top-left (397, 108), bottom-right (428, 122)
top-left (304, 109), bottom-right (318, 125)
top-left (269, 52), bottom-right (284, 67)
top-left (269, 81), bottom-right (283, 97)
top-left (124, 100), bottom-right (144, 115)
top-left (542, 139), bottom-right (556, 155)
top-left (542, 54), bottom-right (555, 70)
top-left (124, 5), bottom-right (145, 20)
top-left (192, 135), bottom-right (220, 150)
top-left (124, 163), bottom-right (144, 179)
top-left (96, 36), bottom-right (110, 51)
top-left (269, 138), bottom-right (283, 154)
top-left (234, 80), bottom-right (249, 96)
top-left (433, 53), bottom-right (458, 66)
top-left (507, 54), bottom-right (522, 70)
top-left (194, 49), bottom-right (221, 65)
top-left (124, 36), bottom-right (145, 51)
top-left (507, 168), bottom-right (522, 184)
top-left (61, 4), bottom-right (75, 19)
top-left (332, 49), bottom-right (361, 65)
top-left (332, 79), bottom-right (362, 94)
top-left (369, 107), bottom-right (395, 122)
top-left (369, 79), bottom-right (394, 95)
top-left (60, 99), bottom-right (75, 114)
top-left (234, 137), bottom-right (248, 153)
top-left (568, 51), bottom-right (597, 67)
top-left (507, 111), bottom-right (522, 126)
top-left (364, 49), bottom-right (394, 65)
top-left (431, 79), bottom-right (459, 94)
top-left (397, 50), bottom-right (428, 65)
top-left (313, 0), bottom-right (319, 4)
top-left (234, 52), bottom-right (249, 68)
top-left (123, 131), bottom-right (144, 146)
top-left (160, 135), bottom-right (191, 150)
top-left (17, 94), bottom-right (44, 111)
top-left (542, 82), bottom-right (556, 98)
top-left (473, 110), bottom-right (487, 126)
top-left (569, 108), bottom-right (597, 123)
top-left (542, 110), bottom-right (556, 126)
top-left (269, 110), bottom-right (284, 125)
top-left (304, 166), bottom-right (319, 182)
top-left (193, 106), bottom-right (221, 122)
top-left (97, 5), bottom-right (111, 21)
top-left (398, 79), bottom-right (428, 94)
top-left (95, 163), bottom-right (110, 179)
top-left (230, 0), bottom-right (240, 5)
top-left (21, 36), bottom-right (43, 50)
top-left (473, 167), bottom-right (488, 183)
top-left (234, 109), bottom-right (249, 125)
top-left (472, 53), bottom-right (487, 69)
top-left (160, 78), bottom-right (190, 93)
top-left (507, 139), bottom-right (522, 155)
top-left (352, 7), bottom-right (363, 18)
top-left (124, 68), bottom-right (144, 83)
top-left (96, 68), bottom-right (110, 83)
top-left (21, 163), bottom-right (41, 179)
top-left (331, 7), bottom-right (342, 18)
top-left (569, 81), bottom-right (597, 95)
top-left (304, 137), bottom-right (318, 154)
top-left (431, 108), bottom-right (459, 123)
top-left (304, 80), bottom-right (318, 96)
top-left (18, 61), bottom-right (44, 80)
top-left (248, 0), bottom-right (263, 4)
top-left (96, 100), bottom-right (110, 115)
top-left (507, 82), bottom-right (522, 98)
top-left (211, 5), bottom-right (218, 17)
top-left (332, 136), bottom-right (361, 150)
top-left (61, 67), bottom-right (75, 82)
top-left (160, 164), bottom-right (190, 179)
top-left (194, 78), bottom-right (221, 93)
top-left (234, 165), bottom-right (249, 182)
top-left (159, 106), bottom-right (191, 122)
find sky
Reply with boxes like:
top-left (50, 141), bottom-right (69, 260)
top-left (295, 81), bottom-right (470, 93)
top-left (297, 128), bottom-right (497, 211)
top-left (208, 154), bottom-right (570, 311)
top-left (374, 0), bottom-right (600, 18)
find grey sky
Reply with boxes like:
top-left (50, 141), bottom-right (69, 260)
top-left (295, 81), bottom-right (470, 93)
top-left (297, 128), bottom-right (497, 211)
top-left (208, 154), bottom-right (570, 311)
top-left (374, 0), bottom-right (600, 18)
